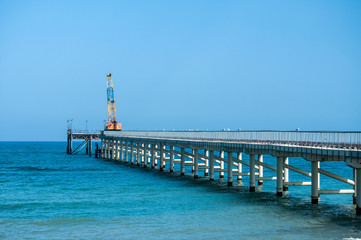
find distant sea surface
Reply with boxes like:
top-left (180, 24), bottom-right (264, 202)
top-left (1, 141), bottom-right (361, 239)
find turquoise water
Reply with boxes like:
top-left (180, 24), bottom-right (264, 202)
top-left (1, 142), bottom-right (361, 239)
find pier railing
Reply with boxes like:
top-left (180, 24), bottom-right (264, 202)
top-left (69, 130), bottom-right (101, 134)
top-left (105, 130), bottom-right (361, 150)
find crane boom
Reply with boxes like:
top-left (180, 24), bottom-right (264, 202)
top-left (105, 73), bottom-right (122, 131)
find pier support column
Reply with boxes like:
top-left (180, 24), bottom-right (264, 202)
top-left (107, 140), bottom-right (112, 159)
top-left (194, 149), bottom-right (198, 179)
top-left (151, 144), bottom-right (155, 169)
top-left (112, 140), bottom-right (115, 160)
top-left (124, 141), bottom-right (129, 163)
top-left (89, 137), bottom-right (92, 157)
top-left (283, 157), bottom-right (289, 191)
top-left (181, 148), bottom-right (185, 176)
top-left (228, 152), bottom-right (233, 186)
top-left (353, 169), bottom-right (357, 204)
top-left (115, 140), bottom-right (119, 160)
top-left (67, 134), bottom-right (70, 154)
top-left (356, 168), bottom-right (361, 215)
top-left (169, 146), bottom-right (174, 172)
top-left (209, 150), bottom-right (215, 181)
top-left (250, 154), bottom-right (256, 192)
top-left (276, 156), bottom-right (283, 196)
top-left (106, 140), bottom-right (110, 159)
top-left (154, 145), bottom-right (158, 166)
top-left (149, 144), bottom-right (152, 165)
top-left (136, 143), bottom-right (140, 166)
top-left (120, 141), bottom-right (123, 161)
top-left (130, 142), bottom-right (135, 164)
top-left (104, 140), bottom-right (107, 159)
top-left (107, 140), bottom-right (111, 160)
top-left (237, 152), bottom-right (242, 181)
top-left (204, 150), bottom-right (209, 176)
top-left (101, 139), bottom-right (104, 158)
top-left (143, 143), bottom-right (147, 168)
top-left (160, 144), bottom-right (164, 172)
top-left (258, 154), bottom-right (263, 185)
top-left (311, 160), bottom-right (320, 204)
top-left (107, 139), bottom-right (112, 159)
top-left (69, 134), bottom-right (73, 154)
top-left (220, 151), bottom-right (224, 179)
top-left (86, 139), bottom-right (89, 154)
top-left (105, 139), bottom-right (110, 159)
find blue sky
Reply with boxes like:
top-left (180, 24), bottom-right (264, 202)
top-left (0, 0), bottom-right (360, 140)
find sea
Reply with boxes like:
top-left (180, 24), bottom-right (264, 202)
top-left (1, 141), bottom-right (361, 239)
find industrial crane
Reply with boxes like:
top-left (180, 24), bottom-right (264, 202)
top-left (105, 73), bottom-right (122, 131)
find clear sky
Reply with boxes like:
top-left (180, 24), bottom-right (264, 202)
top-left (0, 0), bottom-right (360, 141)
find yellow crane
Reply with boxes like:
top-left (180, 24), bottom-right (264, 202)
top-left (105, 73), bottom-right (122, 130)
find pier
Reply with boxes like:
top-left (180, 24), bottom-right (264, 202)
top-left (98, 130), bottom-right (361, 214)
top-left (67, 130), bottom-right (100, 156)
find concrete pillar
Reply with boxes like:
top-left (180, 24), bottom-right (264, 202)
top-left (110, 141), bottom-right (114, 160)
top-left (115, 140), bottom-right (119, 160)
top-left (170, 146), bottom-right (174, 172)
top-left (130, 142), bottom-right (135, 164)
top-left (136, 142), bottom-right (140, 166)
top-left (146, 144), bottom-right (150, 165)
top-left (101, 139), bottom-right (104, 158)
top-left (353, 168), bottom-right (357, 204)
top-left (113, 141), bottom-right (117, 160)
top-left (283, 157), bottom-right (289, 191)
top-left (194, 149), bottom-right (198, 179)
top-left (162, 146), bottom-right (166, 169)
top-left (237, 152), bottom-right (242, 181)
top-left (107, 140), bottom-right (111, 159)
top-left (150, 144), bottom-right (155, 169)
top-left (209, 150), bottom-right (215, 181)
top-left (276, 156), bottom-right (283, 196)
top-left (140, 143), bottom-right (144, 165)
top-left (125, 141), bottom-right (129, 163)
top-left (356, 168), bottom-right (361, 215)
top-left (108, 140), bottom-right (111, 159)
top-left (250, 154), bottom-right (256, 192)
top-left (69, 134), bottom-right (73, 154)
top-left (204, 150), bottom-right (209, 176)
top-left (160, 144), bottom-right (164, 172)
top-left (154, 145), bottom-right (158, 166)
top-left (258, 154), bottom-right (263, 185)
top-left (67, 134), bottom-right (70, 154)
top-left (228, 152), bottom-right (233, 186)
top-left (107, 140), bottom-right (110, 159)
top-left (311, 160), bottom-right (320, 204)
top-left (120, 141), bottom-right (124, 161)
top-left (220, 151), bottom-right (224, 179)
top-left (86, 139), bottom-right (89, 154)
top-left (181, 148), bottom-right (185, 176)
top-left (88, 137), bottom-right (92, 157)
top-left (143, 143), bottom-right (147, 168)
top-left (103, 140), bottom-right (106, 159)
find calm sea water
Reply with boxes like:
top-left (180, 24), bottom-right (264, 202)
top-left (1, 141), bottom-right (361, 239)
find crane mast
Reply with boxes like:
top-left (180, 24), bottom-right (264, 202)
top-left (105, 73), bottom-right (122, 131)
